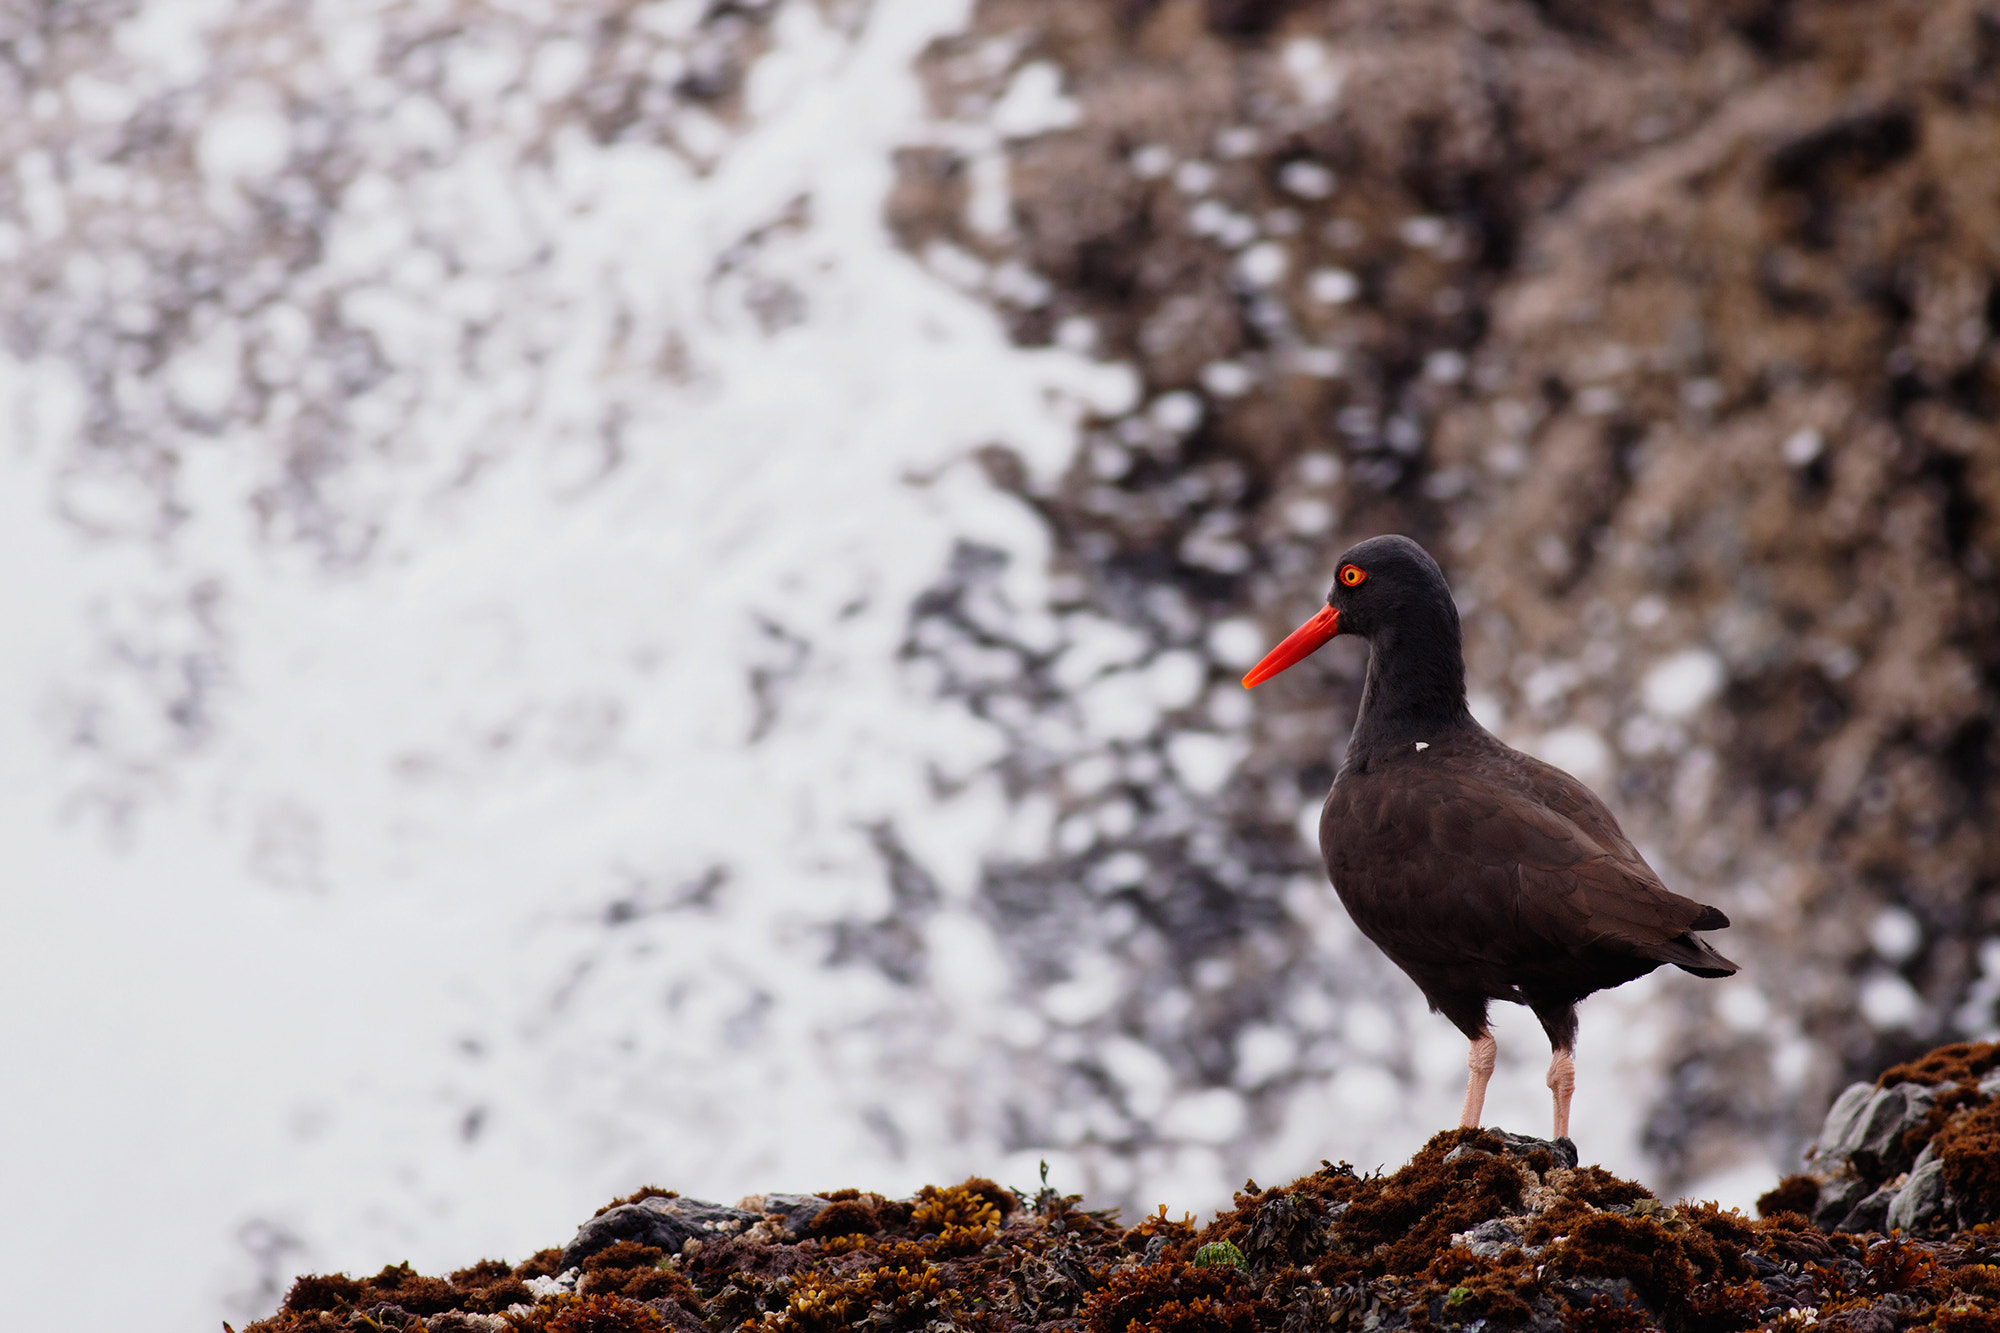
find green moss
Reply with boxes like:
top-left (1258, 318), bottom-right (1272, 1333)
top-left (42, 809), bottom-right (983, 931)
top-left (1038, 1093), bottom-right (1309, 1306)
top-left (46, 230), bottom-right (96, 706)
top-left (1193, 1240), bottom-right (1247, 1270)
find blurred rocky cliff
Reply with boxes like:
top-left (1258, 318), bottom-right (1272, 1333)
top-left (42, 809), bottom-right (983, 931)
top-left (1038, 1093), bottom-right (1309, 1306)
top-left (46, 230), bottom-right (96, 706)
top-left (888, 0), bottom-right (2000, 1189)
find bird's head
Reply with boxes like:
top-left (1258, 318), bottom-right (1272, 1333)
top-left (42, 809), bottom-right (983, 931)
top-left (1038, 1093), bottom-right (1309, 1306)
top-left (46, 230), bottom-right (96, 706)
top-left (1242, 534), bottom-right (1455, 687)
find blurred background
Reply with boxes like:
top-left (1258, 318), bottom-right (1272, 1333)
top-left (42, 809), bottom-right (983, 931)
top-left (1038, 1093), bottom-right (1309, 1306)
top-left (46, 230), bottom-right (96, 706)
top-left (2, 0), bottom-right (1996, 1328)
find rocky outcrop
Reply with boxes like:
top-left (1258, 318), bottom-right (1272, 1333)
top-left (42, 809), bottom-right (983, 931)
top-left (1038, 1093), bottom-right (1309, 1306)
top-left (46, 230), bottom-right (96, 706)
top-left (1769, 1039), bottom-right (2000, 1241)
top-left (243, 1042), bottom-right (2000, 1333)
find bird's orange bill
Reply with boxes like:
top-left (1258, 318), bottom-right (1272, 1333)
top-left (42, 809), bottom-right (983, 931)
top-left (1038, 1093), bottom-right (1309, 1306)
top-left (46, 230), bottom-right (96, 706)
top-left (1242, 605), bottom-right (1341, 688)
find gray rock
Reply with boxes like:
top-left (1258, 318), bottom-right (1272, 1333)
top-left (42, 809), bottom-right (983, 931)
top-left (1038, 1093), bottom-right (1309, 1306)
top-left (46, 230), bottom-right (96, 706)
top-left (1454, 1218), bottom-right (1527, 1260)
top-left (1886, 1156), bottom-right (1947, 1236)
top-left (1554, 1276), bottom-right (1647, 1314)
top-left (1760, 1270), bottom-right (1817, 1310)
top-left (1853, 1084), bottom-right (1934, 1174)
top-left (1812, 1082), bottom-right (1934, 1179)
top-left (559, 1195), bottom-right (761, 1270)
top-left (1811, 1083), bottom-right (1879, 1162)
top-left (1836, 1181), bottom-right (1899, 1234)
top-left (1443, 1132), bottom-right (1578, 1171)
top-left (1494, 1131), bottom-right (1579, 1169)
top-left (753, 1193), bottom-right (833, 1237)
top-left (1812, 1176), bottom-right (1871, 1230)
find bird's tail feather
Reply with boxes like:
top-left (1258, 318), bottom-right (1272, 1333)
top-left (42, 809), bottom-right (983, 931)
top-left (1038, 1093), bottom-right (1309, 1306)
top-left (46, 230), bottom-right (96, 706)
top-left (1645, 931), bottom-right (1739, 978)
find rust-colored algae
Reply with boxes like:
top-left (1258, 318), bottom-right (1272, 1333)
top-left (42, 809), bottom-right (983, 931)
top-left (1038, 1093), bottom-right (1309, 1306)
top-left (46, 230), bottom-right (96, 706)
top-left (590, 1187), bottom-right (679, 1218)
top-left (541, 1292), bottom-right (671, 1332)
top-left (354, 1262), bottom-right (462, 1316)
top-left (571, 1242), bottom-right (700, 1308)
top-left (1940, 1101), bottom-right (2000, 1218)
top-left (1562, 1287), bottom-right (1655, 1333)
top-left (1547, 1214), bottom-right (1701, 1311)
top-left (805, 1199), bottom-right (881, 1239)
top-left (1937, 1308), bottom-right (2000, 1333)
top-left (1756, 1175), bottom-right (1821, 1219)
top-left (577, 1241), bottom-right (667, 1298)
top-left (517, 1247), bottom-right (566, 1279)
top-left (1876, 1043), bottom-right (2000, 1089)
top-left (1564, 1168), bottom-right (1655, 1211)
top-left (1316, 1129), bottom-right (1528, 1281)
top-left (277, 1273), bottom-right (362, 1314)
top-left (1081, 1264), bottom-right (1258, 1333)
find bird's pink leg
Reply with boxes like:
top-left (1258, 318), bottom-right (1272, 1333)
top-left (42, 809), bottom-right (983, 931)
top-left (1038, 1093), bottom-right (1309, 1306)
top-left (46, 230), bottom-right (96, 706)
top-left (1459, 1032), bottom-right (1497, 1128)
top-left (1547, 1047), bottom-right (1576, 1140)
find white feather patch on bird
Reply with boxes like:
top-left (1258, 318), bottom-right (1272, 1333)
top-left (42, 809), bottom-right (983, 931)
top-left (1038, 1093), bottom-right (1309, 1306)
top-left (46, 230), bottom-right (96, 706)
top-left (1415, 742), bottom-right (1429, 751)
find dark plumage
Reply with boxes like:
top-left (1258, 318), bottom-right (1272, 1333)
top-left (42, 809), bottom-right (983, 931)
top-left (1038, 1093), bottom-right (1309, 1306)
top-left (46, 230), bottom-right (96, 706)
top-left (1244, 534), bottom-right (1737, 1140)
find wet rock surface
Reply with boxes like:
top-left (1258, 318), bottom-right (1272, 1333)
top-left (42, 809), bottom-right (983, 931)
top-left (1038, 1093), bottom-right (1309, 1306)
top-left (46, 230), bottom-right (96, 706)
top-left (242, 1043), bottom-right (2000, 1333)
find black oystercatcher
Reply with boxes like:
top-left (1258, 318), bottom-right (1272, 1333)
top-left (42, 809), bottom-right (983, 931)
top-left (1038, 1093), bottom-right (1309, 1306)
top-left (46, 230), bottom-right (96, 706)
top-left (1243, 535), bottom-right (1736, 1140)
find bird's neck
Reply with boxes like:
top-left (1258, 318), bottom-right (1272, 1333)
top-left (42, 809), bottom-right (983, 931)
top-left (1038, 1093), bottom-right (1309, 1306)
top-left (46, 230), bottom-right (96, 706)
top-left (1349, 618), bottom-right (1473, 753)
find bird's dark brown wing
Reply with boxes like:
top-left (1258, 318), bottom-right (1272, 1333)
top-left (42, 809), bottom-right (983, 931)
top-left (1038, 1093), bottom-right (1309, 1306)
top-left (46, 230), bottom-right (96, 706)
top-left (1497, 745), bottom-right (1736, 948)
top-left (1320, 741), bottom-right (1737, 998)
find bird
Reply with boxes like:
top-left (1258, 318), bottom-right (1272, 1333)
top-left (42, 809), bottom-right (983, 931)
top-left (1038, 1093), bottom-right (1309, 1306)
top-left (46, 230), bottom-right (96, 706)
top-left (1242, 534), bottom-right (1736, 1142)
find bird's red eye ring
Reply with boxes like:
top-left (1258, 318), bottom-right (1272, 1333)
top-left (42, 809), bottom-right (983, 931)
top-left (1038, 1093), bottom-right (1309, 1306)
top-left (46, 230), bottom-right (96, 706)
top-left (1340, 565), bottom-right (1367, 587)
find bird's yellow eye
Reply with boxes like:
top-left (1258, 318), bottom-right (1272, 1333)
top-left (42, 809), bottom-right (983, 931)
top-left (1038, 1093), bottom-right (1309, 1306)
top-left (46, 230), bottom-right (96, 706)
top-left (1340, 564), bottom-right (1367, 587)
